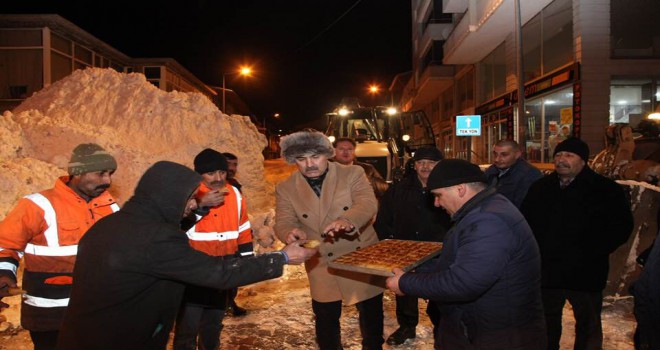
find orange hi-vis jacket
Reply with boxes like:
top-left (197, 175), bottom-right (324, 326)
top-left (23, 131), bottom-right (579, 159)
top-left (186, 183), bottom-right (253, 257)
top-left (0, 177), bottom-right (118, 331)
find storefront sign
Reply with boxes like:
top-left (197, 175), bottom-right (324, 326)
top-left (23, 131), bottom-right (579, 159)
top-left (573, 82), bottom-right (582, 137)
top-left (524, 64), bottom-right (577, 99)
top-left (456, 115), bottom-right (482, 136)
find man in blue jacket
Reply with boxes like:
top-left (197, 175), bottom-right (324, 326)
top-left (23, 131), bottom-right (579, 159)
top-left (386, 159), bottom-right (546, 349)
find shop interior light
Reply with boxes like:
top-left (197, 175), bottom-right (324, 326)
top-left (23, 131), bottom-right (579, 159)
top-left (386, 107), bottom-right (397, 115)
top-left (338, 108), bottom-right (350, 116)
top-left (402, 134), bottom-right (411, 141)
top-left (328, 135), bottom-right (336, 143)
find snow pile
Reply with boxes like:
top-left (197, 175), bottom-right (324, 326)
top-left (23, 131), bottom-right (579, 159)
top-left (1, 67), bottom-right (272, 220)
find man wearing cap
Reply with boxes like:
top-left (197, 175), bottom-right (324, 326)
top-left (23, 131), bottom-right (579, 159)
top-left (521, 137), bottom-right (633, 350)
top-left (484, 139), bottom-right (542, 208)
top-left (333, 137), bottom-right (389, 200)
top-left (274, 130), bottom-right (385, 350)
top-left (386, 159), bottom-right (547, 349)
top-left (173, 149), bottom-right (253, 350)
top-left (373, 146), bottom-right (450, 345)
top-left (0, 143), bottom-right (119, 350)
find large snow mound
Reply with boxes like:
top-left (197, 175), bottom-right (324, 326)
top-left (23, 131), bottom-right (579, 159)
top-left (1, 67), bottom-right (271, 219)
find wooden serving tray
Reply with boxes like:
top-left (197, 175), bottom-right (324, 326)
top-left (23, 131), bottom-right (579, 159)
top-left (328, 239), bottom-right (443, 277)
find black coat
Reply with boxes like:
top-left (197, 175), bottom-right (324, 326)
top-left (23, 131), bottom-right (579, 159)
top-left (631, 232), bottom-right (660, 349)
top-left (400, 189), bottom-right (546, 349)
top-left (520, 166), bottom-right (633, 291)
top-left (57, 162), bottom-right (286, 350)
top-left (484, 157), bottom-right (542, 208)
top-left (373, 175), bottom-right (450, 242)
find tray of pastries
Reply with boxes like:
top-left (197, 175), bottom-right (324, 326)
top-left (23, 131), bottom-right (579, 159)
top-left (328, 239), bottom-right (443, 277)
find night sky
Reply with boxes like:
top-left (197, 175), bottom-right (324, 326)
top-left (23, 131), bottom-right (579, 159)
top-left (4, 0), bottom-right (412, 129)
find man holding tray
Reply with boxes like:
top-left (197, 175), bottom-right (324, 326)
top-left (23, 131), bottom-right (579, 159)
top-left (385, 159), bottom-right (546, 349)
top-left (275, 129), bottom-right (385, 350)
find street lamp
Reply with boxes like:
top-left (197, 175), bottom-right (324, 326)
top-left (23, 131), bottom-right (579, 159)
top-left (222, 66), bottom-right (252, 113)
top-left (368, 84), bottom-right (380, 94)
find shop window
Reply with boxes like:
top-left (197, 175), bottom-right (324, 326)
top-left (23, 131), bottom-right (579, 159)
top-left (0, 29), bottom-right (42, 47)
top-left (522, 87), bottom-right (573, 163)
top-left (609, 79), bottom-right (654, 127)
top-left (611, 0), bottom-right (660, 58)
top-left (440, 86), bottom-right (454, 121)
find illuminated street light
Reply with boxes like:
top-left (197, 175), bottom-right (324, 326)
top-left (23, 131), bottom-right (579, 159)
top-left (386, 107), bottom-right (397, 116)
top-left (222, 66), bottom-right (253, 113)
top-left (368, 84), bottom-right (380, 94)
top-left (338, 108), bottom-right (350, 116)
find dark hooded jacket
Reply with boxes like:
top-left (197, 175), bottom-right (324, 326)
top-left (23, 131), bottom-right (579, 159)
top-left (57, 161), bottom-right (286, 350)
top-left (399, 188), bottom-right (546, 349)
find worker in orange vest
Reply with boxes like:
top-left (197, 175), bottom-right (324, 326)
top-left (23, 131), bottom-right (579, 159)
top-left (0, 143), bottom-right (118, 350)
top-left (173, 149), bottom-right (253, 350)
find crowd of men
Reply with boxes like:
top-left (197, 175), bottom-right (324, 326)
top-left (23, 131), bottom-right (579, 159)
top-left (0, 131), bottom-right (650, 350)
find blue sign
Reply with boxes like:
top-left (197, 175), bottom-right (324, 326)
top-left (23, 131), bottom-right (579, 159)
top-left (456, 115), bottom-right (482, 136)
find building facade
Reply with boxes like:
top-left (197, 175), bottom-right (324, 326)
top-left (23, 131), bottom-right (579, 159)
top-left (402, 0), bottom-right (660, 163)
top-left (0, 14), bottom-right (217, 112)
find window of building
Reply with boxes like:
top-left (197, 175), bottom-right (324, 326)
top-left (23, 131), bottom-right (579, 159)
top-left (51, 51), bottom-right (72, 83)
top-left (456, 69), bottom-right (475, 112)
top-left (51, 33), bottom-right (71, 55)
top-left (74, 45), bottom-right (93, 65)
top-left (422, 0), bottom-right (453, 33)
top-left (0, 29), bottom-right (42, 47)
top-left (478, 42), bottom-right (506, 104)
top-left (440, 86), bottom-right (454, 121)
top-left (522, 86), bottom-right (573, 162)
top-left (609, 79), bottom-right (655, 127)
top-left (522, 0), bottom-right (573, 82)
top-left (420, 40), bottom-right (445, 73)
top-left (0, 49), bottom-right (43, 99)
top-left (611, 0), bottom-right (660, 58)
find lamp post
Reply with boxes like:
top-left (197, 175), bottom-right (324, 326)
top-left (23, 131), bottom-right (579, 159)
top-left (222, 66), bottom-right (252, 113)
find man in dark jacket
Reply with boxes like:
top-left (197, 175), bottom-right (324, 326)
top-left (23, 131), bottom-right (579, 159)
top-left (631, 232), bottom-right (660, 350)
top-left (484, 139), bottom-right (542, 208)
top-left (521, 137), bottom-right (633, 350)
top-left (57, 161), bottom-right (316, 350)
top-left (386, 159), bottom-right (546, 350)
top-left (374, 146), bottom-right (450, 345)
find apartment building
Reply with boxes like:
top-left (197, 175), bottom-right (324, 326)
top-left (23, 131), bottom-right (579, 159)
top-left (402, 0), bottom-right (660, 163)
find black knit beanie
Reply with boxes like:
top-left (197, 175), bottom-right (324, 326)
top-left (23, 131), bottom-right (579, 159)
top-left (427, 159), bottom-right (487, 189)
top-left (194, 148), bottom-right (228, 174)
top-left (553, 137), bottom-right (590, 162)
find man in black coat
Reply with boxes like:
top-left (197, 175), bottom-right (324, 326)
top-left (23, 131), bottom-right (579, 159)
top-left (57, 161), bottom-right (316, 350)
top-left (484, 139), bottom-right (542, 208)
top-left (386, 159), bottom-right (546, 350)
top-left (373, 146), bottom-right (450, 345)
top-left (631, 232), bottom-right (660, 349)
top-left (521, 137), bottom-right (634, 350)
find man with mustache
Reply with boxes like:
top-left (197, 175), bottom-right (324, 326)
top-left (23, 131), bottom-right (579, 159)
top-left (0, 143), bottom-right (119, 350)
top-left (373, 146), bottom-right (450, 345)
top-left (274, 130), bottom-right (385, 350)
top-left (173, 149), bottom-right (253, 350)
top-left (521, 137), bottom-right (633, 350)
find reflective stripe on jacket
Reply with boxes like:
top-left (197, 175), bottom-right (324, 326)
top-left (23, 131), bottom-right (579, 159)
top-left (0, 176), bottom-right (117, 330)
top-left (186, 183), bottom-right (253, 257)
